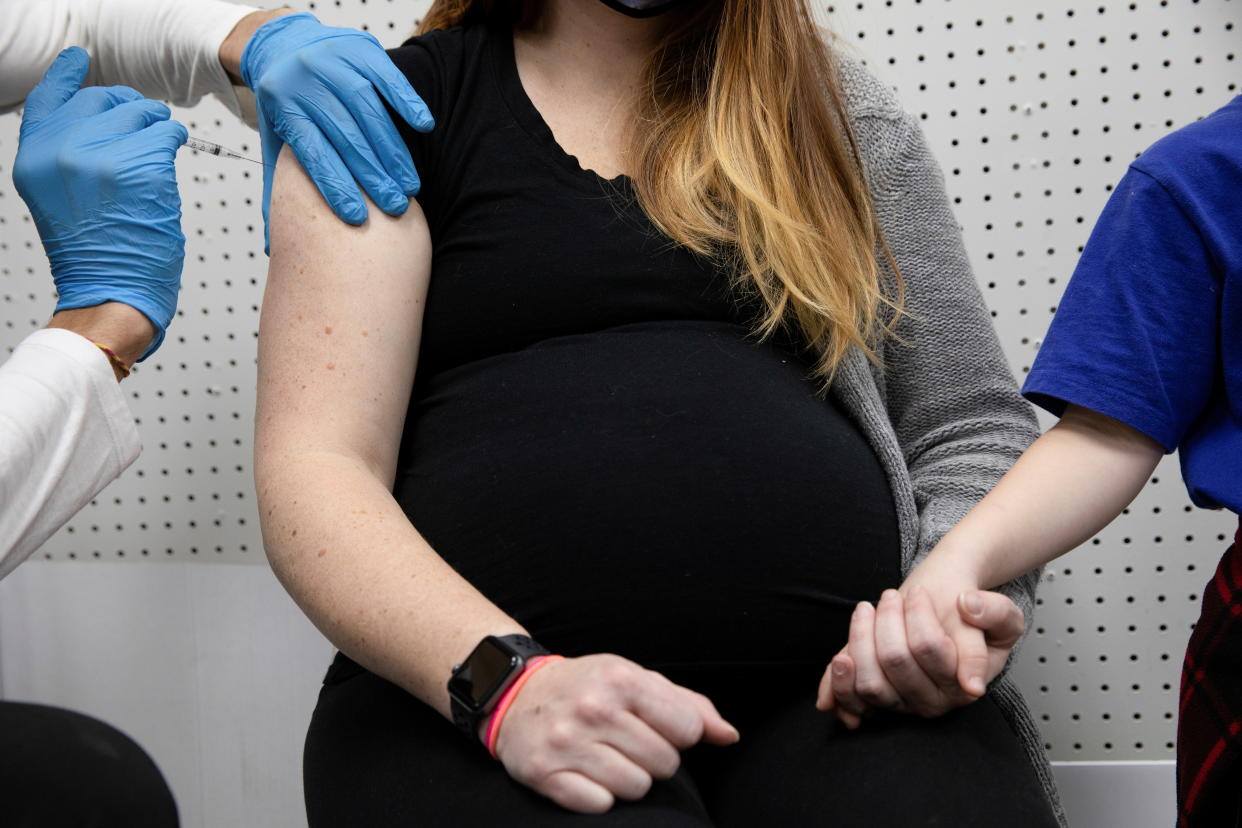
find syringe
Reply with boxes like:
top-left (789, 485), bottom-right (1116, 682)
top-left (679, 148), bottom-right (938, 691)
top-left (185, 135), bottom-right (268, 166)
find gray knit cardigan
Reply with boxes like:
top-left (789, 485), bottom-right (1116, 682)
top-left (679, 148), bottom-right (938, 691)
top-left (832, 55), bottom-right (1065, 826)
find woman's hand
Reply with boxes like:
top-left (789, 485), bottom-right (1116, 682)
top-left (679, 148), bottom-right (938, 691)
top-left (493, 654), bottom-right (739, 814)
top-left (816, 571), bottom-right (1024, 727)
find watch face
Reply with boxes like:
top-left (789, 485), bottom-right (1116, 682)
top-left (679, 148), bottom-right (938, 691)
top-left (448, 637), bottom-right (522, 712)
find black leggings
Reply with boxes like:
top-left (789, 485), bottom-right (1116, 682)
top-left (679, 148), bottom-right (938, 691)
top-left (0, 701), bottom-right (178, 828)
top-left (305, 655), bottom-right (1058, 827)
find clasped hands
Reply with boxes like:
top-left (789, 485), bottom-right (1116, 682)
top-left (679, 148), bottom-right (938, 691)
top-left (815, 562), bottom-right (1026, 727)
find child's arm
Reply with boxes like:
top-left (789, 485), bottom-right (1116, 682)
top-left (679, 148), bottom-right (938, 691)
top-left (927, 402), bottom-right (1164, 590)
top-left (820, 403), bottom-right (1163, 725)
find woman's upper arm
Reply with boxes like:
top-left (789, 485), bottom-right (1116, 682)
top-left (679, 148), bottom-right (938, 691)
top-left (872, 114), bottom-right (1038, 491)
top-left (256, 145), bottom-right (432, 486)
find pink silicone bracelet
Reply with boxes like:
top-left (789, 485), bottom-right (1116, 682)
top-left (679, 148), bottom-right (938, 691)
top-left (484, 654), bottom-right (564, 759)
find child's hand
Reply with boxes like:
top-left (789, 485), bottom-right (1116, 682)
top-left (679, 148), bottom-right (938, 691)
top-left (815, 572), bottom-right (1024, 727)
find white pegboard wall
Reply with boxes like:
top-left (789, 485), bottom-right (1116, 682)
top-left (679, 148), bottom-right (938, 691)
top-left (0, 106), bottom-right (268, 563)
top-left (0, 0), bottom-right (1236, 764)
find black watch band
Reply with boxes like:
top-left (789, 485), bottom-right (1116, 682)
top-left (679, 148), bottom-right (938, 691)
top-left (449, 634), bottom-right (551, 741)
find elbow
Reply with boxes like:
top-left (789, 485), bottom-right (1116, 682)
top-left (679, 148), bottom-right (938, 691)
top-left (252, 448), bottom-right (307, 570)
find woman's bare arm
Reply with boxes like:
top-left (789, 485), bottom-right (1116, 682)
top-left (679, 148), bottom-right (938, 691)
top-left (257, 147), bottom-right (736, 813)
top-left (255, 146), bottom-right (526, 716)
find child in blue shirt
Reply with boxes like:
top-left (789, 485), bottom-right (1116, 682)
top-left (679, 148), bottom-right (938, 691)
top-left (823, 96), bottom-right (1240, 827)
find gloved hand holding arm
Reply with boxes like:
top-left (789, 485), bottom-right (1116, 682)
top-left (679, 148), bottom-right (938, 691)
top-left (2, 1), bottom-right (433, 242)
top-left (225, 11), bottom-right (435, 242)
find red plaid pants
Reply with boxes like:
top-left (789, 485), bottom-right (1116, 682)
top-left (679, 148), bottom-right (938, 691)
top-left (1177, 517), bottom-right (1242, 828)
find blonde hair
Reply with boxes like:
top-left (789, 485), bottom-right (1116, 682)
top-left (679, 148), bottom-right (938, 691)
top-left (418, 0), bottom-right (901, 381)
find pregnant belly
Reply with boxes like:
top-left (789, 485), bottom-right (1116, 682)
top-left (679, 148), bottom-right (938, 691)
top-left (393, 320), bottom-right (901, 666)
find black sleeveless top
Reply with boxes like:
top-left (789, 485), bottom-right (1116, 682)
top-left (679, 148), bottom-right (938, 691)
top-left (385, 25), bottom-right (900, 668)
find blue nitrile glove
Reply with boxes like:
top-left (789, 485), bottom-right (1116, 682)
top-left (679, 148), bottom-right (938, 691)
top-left (12, 47), bottom-right (187, 361)
top-left (240, 12), bottom-right (435, 250)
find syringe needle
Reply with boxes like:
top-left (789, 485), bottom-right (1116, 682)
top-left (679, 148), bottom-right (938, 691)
top-left (185, 135), bottom-right (269, 167)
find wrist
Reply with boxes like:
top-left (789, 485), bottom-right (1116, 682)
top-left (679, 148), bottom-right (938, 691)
top-left (904, 540), bottom-right (988, 594)
top-left (219, 8), bottom-right (296, 85)
top-left (47, 303), bottom-right (155, 380)
top-left (447, 634), bottom-right (552, 746)
top-left (483, 655), bottom-right (563, 758)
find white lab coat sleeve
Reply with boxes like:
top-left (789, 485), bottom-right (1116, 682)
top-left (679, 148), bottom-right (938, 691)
top-left (0, 0), bottom-right (258, 122)
top-left (0, 329), bottom-right (141, 579)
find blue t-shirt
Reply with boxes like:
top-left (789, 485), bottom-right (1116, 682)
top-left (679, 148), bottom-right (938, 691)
top-left (1023, 96), bottom-right (1241, 515)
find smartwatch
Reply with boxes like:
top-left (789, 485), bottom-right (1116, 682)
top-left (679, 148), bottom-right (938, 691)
top-left (448, 634), bottom-right (550, 740)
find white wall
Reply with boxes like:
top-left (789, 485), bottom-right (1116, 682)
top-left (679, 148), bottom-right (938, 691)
top-left (0, 562), bottom-right (330, 828)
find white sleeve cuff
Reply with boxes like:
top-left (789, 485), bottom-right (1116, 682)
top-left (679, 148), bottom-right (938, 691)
top-left (0, 328), bottom-right (141, 577)
top-left (24, 328), bottom-right (142, 468)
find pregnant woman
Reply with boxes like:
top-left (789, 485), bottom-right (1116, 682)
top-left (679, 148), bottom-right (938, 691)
top-left (255, 0), bottom-right (1062, 824)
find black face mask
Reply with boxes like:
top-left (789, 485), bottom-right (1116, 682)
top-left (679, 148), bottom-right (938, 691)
top-left (596, 0), bottom-right (689, 18)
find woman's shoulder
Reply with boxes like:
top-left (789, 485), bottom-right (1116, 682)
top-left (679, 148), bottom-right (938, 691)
top-left (831, 48), bottom-right (906, 124)
top-left (825, 43), bottom-right (928, 198)
top-left (387, 24), bottom-right (491, 115)
top-left (393, 22), bottom-right (486, 59)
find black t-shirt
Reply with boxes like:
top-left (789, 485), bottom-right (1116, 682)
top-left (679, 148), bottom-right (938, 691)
top-left (385, 25), bottom-right (900, 667)
top-left (392, 24), bottom-right (750, 379)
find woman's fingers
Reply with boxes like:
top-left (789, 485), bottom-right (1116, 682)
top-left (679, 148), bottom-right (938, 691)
top-left (630, 675), bottom-right (736, 749)
top-left (820, 587), bottom-right (1010, 729)
top-left (903, 586), bottom-right (961, 694)
top-left (827, 652), bottom-right (867, 726)
top-left (828, 605), bottom-right (879, 720)
top-left (604, 710), bottom-right (683, 779)
top-left (681, 688), bottom-right (740, 746)
top-left (816, 647), bottom-right (846, 710)
top-left (846, 601), bottom-right (902, 710)
top-left (873, 589), bottom-right (944, 712)
top-left (562, 742), bottom-right (655, 803)
top-left (541, 769), bottom-right (616, 815)
top-left (835, 705), bottom-right (863, 730)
